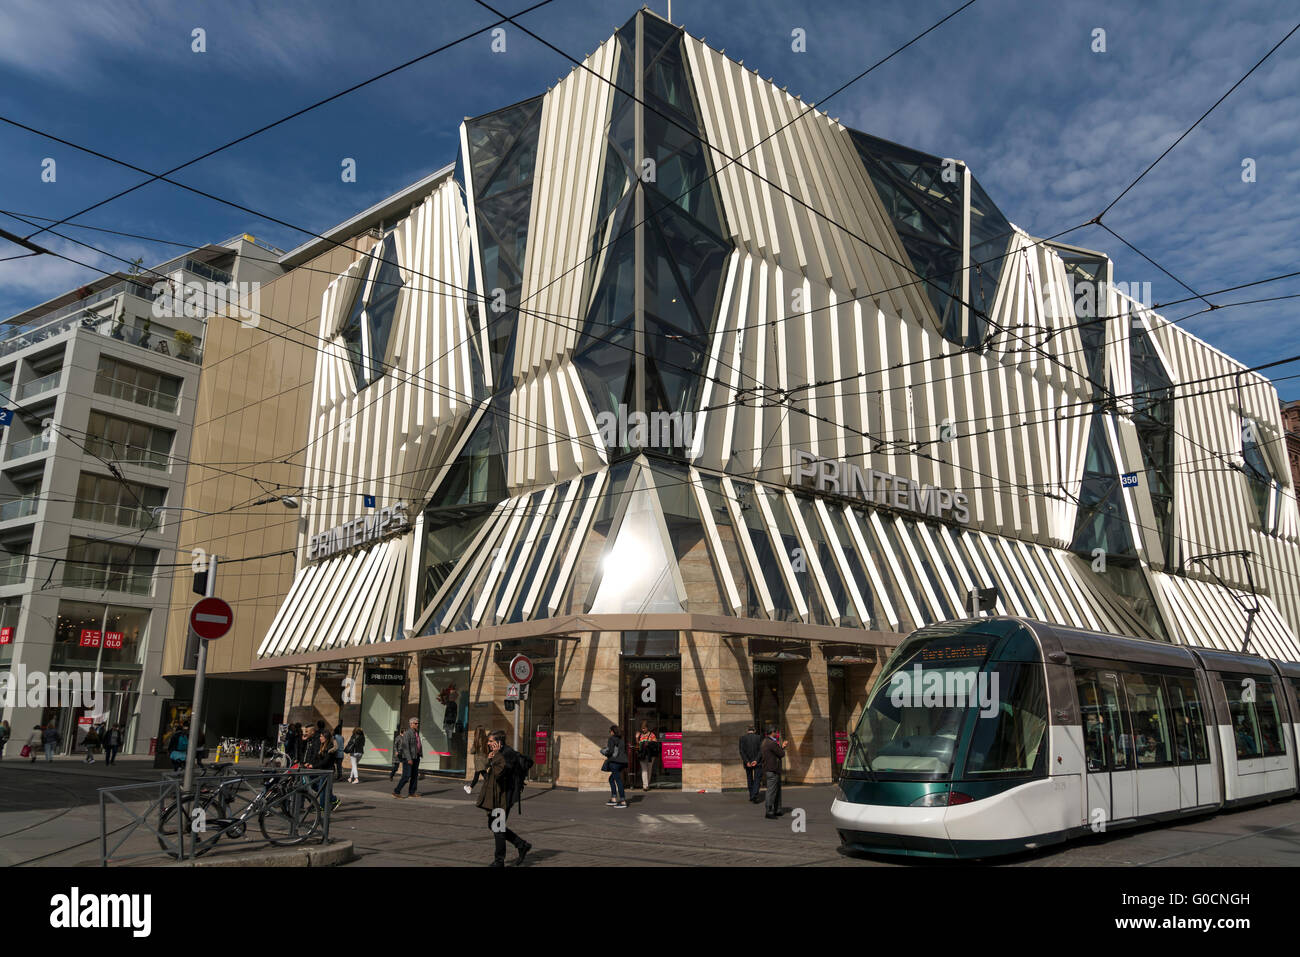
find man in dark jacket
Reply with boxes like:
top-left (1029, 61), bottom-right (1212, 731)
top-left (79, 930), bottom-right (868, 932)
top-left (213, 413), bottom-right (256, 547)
top-left (760, 726), bottom-right (787, 819)
top-left (392, 718), bottom-right (422, 798)
top-left (300, 727), bottom-right (340, 809)
top-left (475, 730), bottom-right (530, 866)
top-left (739, 725), bottom-right (764, 803)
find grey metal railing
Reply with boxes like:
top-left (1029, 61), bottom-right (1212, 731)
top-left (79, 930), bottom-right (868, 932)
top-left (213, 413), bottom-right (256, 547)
top-left (98, 767), bottom-right (334, 865)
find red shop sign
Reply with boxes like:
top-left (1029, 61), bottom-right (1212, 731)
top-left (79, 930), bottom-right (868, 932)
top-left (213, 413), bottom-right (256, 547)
top-left (79, 628), bottom-right (102, 648)
top-left (0, 626), bottom-right (13, 645)
top-left (104, 631), bottom-right (124, 649)
top-left (835, 731), bottom-right (848, 765)
top-left (661, 731), bottom-right (683, 770)
top-left (534, 730), bottom-right (548, 766)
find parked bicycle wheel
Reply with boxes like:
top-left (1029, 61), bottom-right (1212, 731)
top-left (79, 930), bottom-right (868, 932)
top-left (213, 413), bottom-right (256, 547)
top-left (155, 791), bottom-right (227, 858)
top-left (258, 788), bottom-right (321, 845)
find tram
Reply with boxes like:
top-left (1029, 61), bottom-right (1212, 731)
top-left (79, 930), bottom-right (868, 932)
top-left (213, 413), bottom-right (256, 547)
top-left (831, 616), bottom-right (1300, 859)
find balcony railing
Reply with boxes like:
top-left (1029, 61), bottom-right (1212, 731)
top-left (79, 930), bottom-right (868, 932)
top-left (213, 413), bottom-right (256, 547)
top-left (73, 499), bottom-right (157, 530)
top-left (62, 565), bottom-right (153, 596)
top-left (93, 375), bottom-right (180, 413)
top-left (0, 555), bottom-right (28, 586)
top-left (0, 301), bottom-right (203, 365)
top-left (16, 369), bottom-right (62, 400)
top-left (5, 434), bottom-right (51, 460)
top-left (0, 493), bottom-right (39, 521)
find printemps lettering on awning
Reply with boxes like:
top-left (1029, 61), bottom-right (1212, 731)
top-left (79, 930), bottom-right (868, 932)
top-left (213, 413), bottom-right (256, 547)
top-left (790, 449), bottom-right (971, 524)
top-left (308, 503), bottom-right (411, 562)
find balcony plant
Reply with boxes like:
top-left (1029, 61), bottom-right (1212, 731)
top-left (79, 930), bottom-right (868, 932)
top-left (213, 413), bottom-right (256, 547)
top-left (174, 330), bottom-right (194, 358)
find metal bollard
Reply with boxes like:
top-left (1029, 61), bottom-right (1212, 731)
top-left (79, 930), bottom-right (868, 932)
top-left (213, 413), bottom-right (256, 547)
top-left (234, 745), bottom-right (240, 764)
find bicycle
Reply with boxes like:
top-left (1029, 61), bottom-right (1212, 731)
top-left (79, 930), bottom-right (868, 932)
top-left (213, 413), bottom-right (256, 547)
top-left (155, 770), bottom-right (324, 858)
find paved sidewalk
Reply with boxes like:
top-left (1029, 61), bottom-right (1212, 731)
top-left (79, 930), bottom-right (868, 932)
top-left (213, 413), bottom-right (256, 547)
top-left (333, 774), bottom-right (861, 867)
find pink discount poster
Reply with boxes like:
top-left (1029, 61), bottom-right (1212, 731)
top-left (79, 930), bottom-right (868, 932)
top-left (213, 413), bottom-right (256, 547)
top-left (835, 731), bottom-right (848, 765)
top-left (661, 732), bottom-right (683, 769)
top-left (534, 730), bottom-right (548, 766)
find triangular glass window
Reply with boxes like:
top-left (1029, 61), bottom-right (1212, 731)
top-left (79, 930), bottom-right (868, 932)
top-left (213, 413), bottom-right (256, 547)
top-left (589, 467), bottom-right (686, 614)
top-left (1070, 410), bottom-right (1137, 559)
top-left (1129, 322), bottom-right (1175, 565)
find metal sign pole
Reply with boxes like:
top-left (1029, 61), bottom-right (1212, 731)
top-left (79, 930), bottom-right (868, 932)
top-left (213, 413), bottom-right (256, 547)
top-left (182, 555), bottom-right (216, 792)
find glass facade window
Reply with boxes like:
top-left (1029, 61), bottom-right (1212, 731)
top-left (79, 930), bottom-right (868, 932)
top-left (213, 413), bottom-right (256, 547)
top-left (94, 355), bottom-right (181, 412)
top-left (62, 537), bottom-right (158, 596)
top-left (85, 410), bottom-right (174, 471)
top-left (52, 600), bottom-right (149, 668)
top-left (731, 480), bottom-right (799, 622)
top-left (1060, 253), bottom-right (1109, 395)
top-left (1240, 417), bottom-right (1280, 533)
top-left (340, 233), bottom-right (406, 390)
top-left (419, 649), bottom-right (471, 773)
top-left (1070, 409), bottom-right (1136, 559)
top-left (793, 494), bottom-right (852, 624)
top-left (360, 663), bottom-right (404, 768)
top-left (1129, 322), bottom-right (1175, 566)
top-left (822, 506), bottom-right (887, 630)
top-left (74, 471), bottom-right (165, 530)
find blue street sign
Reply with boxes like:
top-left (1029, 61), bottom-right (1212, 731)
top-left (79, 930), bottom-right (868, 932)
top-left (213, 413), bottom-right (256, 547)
top-left (363, 494), bottom-right (376, 508)
top-left (0, 409), bottom-right (12, 426)
top-left (1120, 472), bottom-right (1139, 488)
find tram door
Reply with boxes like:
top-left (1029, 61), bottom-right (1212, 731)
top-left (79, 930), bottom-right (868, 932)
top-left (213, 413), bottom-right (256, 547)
top-left (1076, 669), bottom-right (1137, 828)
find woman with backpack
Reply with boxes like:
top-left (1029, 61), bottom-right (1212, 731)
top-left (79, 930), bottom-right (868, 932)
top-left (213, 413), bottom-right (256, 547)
top-left (343, 726), bottom-right (365, 783)
top-left (635, 720), bottom-right (659, 791)
top-left (600, 724), bottom-right (628, 808)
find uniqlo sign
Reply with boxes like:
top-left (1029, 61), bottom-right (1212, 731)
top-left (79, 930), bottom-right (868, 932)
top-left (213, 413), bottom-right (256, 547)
top-left (79, 629), bottom-right (124, 649)
top-left (0, 626), bottom-right (12, 645)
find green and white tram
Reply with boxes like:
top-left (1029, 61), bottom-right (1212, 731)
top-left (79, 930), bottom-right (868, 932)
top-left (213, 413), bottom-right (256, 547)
top-left (832, 617), bottom-right (1300, 859)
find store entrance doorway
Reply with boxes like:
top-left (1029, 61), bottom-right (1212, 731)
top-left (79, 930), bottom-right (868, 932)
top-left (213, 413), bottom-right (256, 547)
top-left (620, 658), bottom-right (682, 790)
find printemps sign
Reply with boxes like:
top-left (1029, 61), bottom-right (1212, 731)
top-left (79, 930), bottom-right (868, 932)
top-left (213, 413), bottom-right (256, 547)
top-left (308, 503), bottom-right (411, 562)
top-left (791, 449), bottom-right (971, 524)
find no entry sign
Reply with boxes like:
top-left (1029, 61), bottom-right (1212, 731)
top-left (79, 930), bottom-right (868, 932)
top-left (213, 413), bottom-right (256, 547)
top-left (190, 597), bottom-right (233, 640)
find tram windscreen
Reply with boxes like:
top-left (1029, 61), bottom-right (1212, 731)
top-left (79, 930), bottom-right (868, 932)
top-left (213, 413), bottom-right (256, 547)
top-left (844, 632), bottom-right (992, 778)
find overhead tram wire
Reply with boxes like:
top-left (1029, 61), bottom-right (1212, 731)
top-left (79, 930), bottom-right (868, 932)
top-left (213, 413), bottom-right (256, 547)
top-left (1094, 18), bottom-right (1300, 222)
top-left (7, 16), bottom-right (1289, 514)
top-left (11, 206), bottom-right (1292, 516)
top-left (15, 0), bottom-right (559, 244)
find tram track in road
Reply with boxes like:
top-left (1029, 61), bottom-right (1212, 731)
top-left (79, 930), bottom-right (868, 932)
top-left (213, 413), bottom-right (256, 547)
top-left (1137, 815), bottom-right (1300, 866)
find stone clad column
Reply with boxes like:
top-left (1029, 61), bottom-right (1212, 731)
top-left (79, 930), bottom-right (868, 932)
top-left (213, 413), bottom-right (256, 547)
top-left (680, 630), bottom-right (724, 791)
top-left (555, 630), bottom-right (620, 790)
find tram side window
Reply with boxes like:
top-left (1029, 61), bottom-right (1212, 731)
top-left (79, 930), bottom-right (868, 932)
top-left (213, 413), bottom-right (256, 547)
top-left (1074, 668), bottom-right (1126, 771)
top-left (1222, 675), bottom-right (1287, 759)
top-left (1165, 675), bottom-right (1209, 764)
top-left (1121, 673), bottom-right (1173, 767)
top-left (964, 663), bottom-right (1047, 776)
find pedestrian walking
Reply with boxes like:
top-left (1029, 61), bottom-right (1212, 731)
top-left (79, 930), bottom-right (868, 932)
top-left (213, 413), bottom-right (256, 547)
top-left (83, 725), bottom-right (100, 764)
top-left (389, 727), bottom-right (402, 780)
top-left (600, 724), bottom-right (628, 808)
top-left (635, 720), bottom-right (659, 791)
top-left (27, 725), bottom-right (43, 760)
top-left (0, 719), bottom-right (9, 760)
top-left (739, 725), bottom-right (764, 803)
top-left (344, 726), bottom-right (365, 783)
top-left (464, 726), bottom-right (489, 794)
top-left (42, 723), bottom-right (59, 761)
top-left (333, 724), bottom-right (346, 781)
top-left (761, 726), bottom-right (787, 819)
top-left (392, 717), bottom-right (422, 798)
top-left (103, 724), bottom-right (123, 765)
top-left (25, 724), bottom-right (43, 761)
top-left (476, 729), bottom-right (531, 866)
top-left (167, 725), bottom-right (189, 772)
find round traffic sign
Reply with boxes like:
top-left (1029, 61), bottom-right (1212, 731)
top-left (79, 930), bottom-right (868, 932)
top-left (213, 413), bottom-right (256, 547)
top-left (509, 654), bottom-right (534, 684)
top-left (190, 597), bottom-right (234, 640)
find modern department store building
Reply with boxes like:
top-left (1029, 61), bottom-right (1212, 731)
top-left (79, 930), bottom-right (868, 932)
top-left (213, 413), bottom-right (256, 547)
top-left (255, 10), bottom-right (1300, 791)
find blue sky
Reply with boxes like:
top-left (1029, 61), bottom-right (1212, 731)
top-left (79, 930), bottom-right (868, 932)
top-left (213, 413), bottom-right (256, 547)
top-left (1, 0), bottom-right (1297, 395)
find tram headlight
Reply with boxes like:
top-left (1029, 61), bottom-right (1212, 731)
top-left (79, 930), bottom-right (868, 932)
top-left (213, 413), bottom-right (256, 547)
top-left (910, 790), bottom-right (974, 807)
